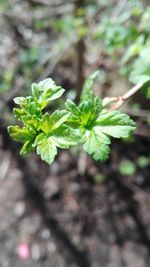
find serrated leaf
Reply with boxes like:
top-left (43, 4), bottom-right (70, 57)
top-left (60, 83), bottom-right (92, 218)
top-left (79, 97), bottom-right (102, 127)
top-left (83, 129), bottom-right (110, 161)
top-left (38, 78), bottom-right (56, 91)
top-left (32, 78), bottom-right (65, 110)
top-left (40, 110), bottom-right (70, 134)
top-left (8, 126), bottom-right (34, 143)
top-left (52, 136), bottom-right (77, 149)
top-left (13, 108), bottom-right (26, 120)
top-left (14, 97), bottom-right (27, 106)
top-left (52, 125), bottom-right (81, 148)
top-left (82, 70), bottom-right (100, 100)
top-left (22, 114), bottom-right (41, 131)
top-left (49, 110), bottom-right (70, 131)
top-left (35, 133), bottom-right (57, 165)
top-left (31, 83), bottom-right (40, 98)
top-left (66, 97), bottom-right (102, 129)
top-left (96, 110), bottom-right (136, 138)
top-left (14, 96), bottom-right (40, 116)
top-left (65, 99), bottom-right (83, 127)
top-left (40, 113), bottom-right (52, 133)
top-left (93, 126), bottom-right (111, 144)
top-left (65, 99), bottom-right (79, 115)
top-left (8, 74), bottom-right (137, 165)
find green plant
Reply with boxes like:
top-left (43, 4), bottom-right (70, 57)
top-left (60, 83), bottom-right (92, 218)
top-left (93, 3), bottom-right (150, 84)
top-left (8, 72), bottom-right (136, 165)
top-left (129, 47), bottom-right (150, 84)
top-left (119, 159), bottom-right (136, 176)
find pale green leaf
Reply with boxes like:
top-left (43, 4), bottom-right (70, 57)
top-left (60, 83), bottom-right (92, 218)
top-left (22, 115), bottom-right (41, 131)
top-left (83, 129), bottom-right (110, 161)
top-left (66, 97), bottom-right (102, 128)
top-left (35, 133), bottom-right (57, 165)
top-left (40, 113), bottom-right (52, 133)
top-left (82, 70), bottom-right (100, 100)
top-left (52, 125), bottom-right (81, 148)
top-left (32, 78), bottom-right (65, 110)
top-left (96, 110), bottom-right (136, 138)
top-left (50, 110), bottom-right (70, 131)
top-left (129, 48), bottom-right (150, 84)
top-left (40, 110), bottom-right (70, 134)
top-left (8, 126), bottom-right (34, 143)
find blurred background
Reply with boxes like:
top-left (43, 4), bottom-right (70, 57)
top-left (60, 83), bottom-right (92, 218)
top-left (0, 0), bottom-right (150, 266)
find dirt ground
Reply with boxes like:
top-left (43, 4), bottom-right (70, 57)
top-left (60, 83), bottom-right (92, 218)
top-left (0, 126), bottom-right (150, 267)
top-left (0, 1), bottom-right (150, 266)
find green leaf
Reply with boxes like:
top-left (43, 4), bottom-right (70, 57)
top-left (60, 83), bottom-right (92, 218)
top-left (40, 113), bottom-right (52, 133)
top-left (20, 141), bottom-right (34, 155)
top-left (82, 70), bottom-right (100, 100)
top-left (13, 108), bottom-right (27, 120)
top-left (129, 48), bottom-right (150, 84)
top-left (34, 133), bottom-right (57, 165)
top-left (34, 125), bottom-right (80, 164)
top-left (79, 97), bottom-right (102, 128)
top-left (40, 110), bottom-right (70, 133)
top-left (83, 129), bottom-right (110, 161)
top-left (96, 110), bottom-right (136, 138)
top-left (14, 97), bottom-right (28, 107)
top-left (66, 97), bottom-right (102, 129)
top-left (31, 83), bottom-right (40, 99)
top-left (8, 126), bottom-right (34, 143)
top-left (121, 36), bottom-right (144, 64)
top-left (22, 114), bottom-right (41, 132)
top-left (52, 136), bottom-right (77, 149)
top-left (14, 96), bottom-right (41, 116)
top-left (49, 110), bottom-right (70, 131)
top-left (52, 125), bottom-right (81, 148)
top-left (8, 75), bottom-right (137, 165)
top-left (48, 86), bottom-right (65, 101)
top-left (32, 78), bottom-right (65, 110)
top-left (119, 160), bottom-right (136, 176)
top-left (65, 99), bottom-right (79, 115)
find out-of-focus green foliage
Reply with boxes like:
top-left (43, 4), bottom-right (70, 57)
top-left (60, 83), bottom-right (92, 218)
top-left (93, 1), bottom-right (150, 89)
top-left (137, 156), bottom-right (150, 168)
top-left (119, 159), bottom-right (136, 176)
top-left (0, 71), bottom-right (13, 93)
top-left (129, 48), bottom-right (150, 95)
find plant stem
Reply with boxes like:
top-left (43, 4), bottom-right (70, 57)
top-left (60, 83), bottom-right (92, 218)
top-left (75, 39), bottom-right (86, 103)
top-left (109, 82), bottom-right (145, 111)
top-left (123, 82), bottom-right (144, 100)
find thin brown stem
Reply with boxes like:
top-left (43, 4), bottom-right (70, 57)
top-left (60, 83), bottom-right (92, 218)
top-left (122, 82), bottom-right (144, 100)
top-left (75, 38), bottom-right (86, 103)
top-left (108, 82), bottom-right (145, 111)
top-left (74, 0), bottom-right (86, 103)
